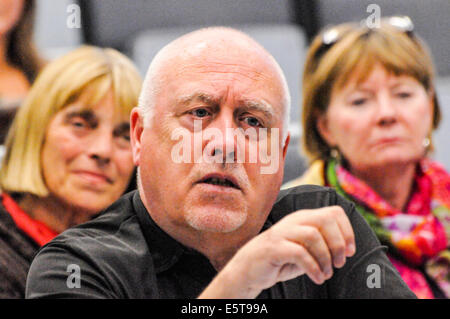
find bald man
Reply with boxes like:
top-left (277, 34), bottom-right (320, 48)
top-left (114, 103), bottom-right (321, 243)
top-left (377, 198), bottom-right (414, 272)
top-left (26, 27), bottom-right (415, 299)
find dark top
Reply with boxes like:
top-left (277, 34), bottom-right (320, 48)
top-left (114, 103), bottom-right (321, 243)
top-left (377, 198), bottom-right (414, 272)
top-left (0, 102), bottom-right (20, 144)
top-left (0, 196), bottom-right (40, 298)
top-left (26, 186), bottom-right (416, 299)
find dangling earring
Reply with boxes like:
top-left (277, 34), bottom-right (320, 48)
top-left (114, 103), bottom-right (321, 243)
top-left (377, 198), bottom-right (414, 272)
top-left (422, 137), bottom-right (430, 148)
top-left (423, 136), bottom-right (431, 156)
top-left (330, 147), bottom-right (342, 164)
top-left (330, 148), bottom-right (339, 159)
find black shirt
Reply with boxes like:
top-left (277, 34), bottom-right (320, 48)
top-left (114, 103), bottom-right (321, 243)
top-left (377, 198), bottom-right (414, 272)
top-left (25, 186), bottom-right (416, 299)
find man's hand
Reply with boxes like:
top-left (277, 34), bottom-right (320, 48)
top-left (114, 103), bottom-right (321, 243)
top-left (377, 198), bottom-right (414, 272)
top-left (199, 206), bottom-right (355, 299)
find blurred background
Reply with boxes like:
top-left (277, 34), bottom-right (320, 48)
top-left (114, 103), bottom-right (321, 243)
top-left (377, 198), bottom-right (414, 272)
top-left (29, 0), bottom-right (450, 183)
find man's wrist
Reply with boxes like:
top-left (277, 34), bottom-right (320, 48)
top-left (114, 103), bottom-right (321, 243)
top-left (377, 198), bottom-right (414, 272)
top-left (198, 262), bottom-right (261, 299)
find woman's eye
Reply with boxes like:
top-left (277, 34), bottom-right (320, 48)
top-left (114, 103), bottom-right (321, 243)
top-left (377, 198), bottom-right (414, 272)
top-left (350, 98), bottom-right (367, 106)
top-left (115, 134), bottom-right (131, 148)
top-left (71, 119), bottom-right (88, 128)
top-left (396, 91), bottom-right (412, 99)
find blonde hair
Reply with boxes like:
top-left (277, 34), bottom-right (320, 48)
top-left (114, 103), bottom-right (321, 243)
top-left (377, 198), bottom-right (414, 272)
top-left (301, 21), bottom-right (441, 164)
top-left (0, 45), bottom-right (142, 196)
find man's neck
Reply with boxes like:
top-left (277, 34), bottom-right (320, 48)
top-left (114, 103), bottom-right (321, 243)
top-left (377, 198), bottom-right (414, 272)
top-left (137, 180), bottom-right (268, 271)
top-left (349, 162), bottom-right (417, 211)
top-left (18, 194), bottom-right (92, 233)
top-left (191, 231), bottom-right (255, 271)
top-left (139, 192), bottom-right (256, 271)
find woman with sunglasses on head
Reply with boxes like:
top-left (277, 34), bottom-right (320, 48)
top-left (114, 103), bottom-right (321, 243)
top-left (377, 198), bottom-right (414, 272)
top-left (0, 46), bottom-right (142, 298)
top-left (284, 16), bottom-right (449, 299)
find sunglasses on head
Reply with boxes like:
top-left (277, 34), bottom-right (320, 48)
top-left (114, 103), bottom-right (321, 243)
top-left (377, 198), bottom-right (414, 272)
top-left (314, 15), bottom-right (415, 62)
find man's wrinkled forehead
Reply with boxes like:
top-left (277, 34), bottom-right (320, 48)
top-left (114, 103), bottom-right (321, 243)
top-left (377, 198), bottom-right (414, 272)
top-left (141, 27), bottom-right (291, 132)
top-left (176, 35), bottom-right (282, 91)
top-left (165, 52), bottom-right (286, 122)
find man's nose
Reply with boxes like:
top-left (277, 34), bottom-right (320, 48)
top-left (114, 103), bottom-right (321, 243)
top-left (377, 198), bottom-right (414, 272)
top-left (203, 112), bottom-right (238, 163)
top-left (87, 129), bottom-right (113, 166)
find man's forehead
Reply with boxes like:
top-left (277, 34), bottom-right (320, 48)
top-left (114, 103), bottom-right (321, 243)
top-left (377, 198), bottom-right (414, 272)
top-left (171, 46), bottom-right (274, 76)
top-left (160, 42), bottom-right (283, 96)
top-left (142, 27), bottom-right (290, 130)
top-left (153, 54), bottom-right (269, 102)
top-left (170, 68), bottom-right (284, 110)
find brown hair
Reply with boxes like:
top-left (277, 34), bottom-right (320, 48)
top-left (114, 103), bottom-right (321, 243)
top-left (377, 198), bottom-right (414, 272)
top-left (301, 20), bottom-right (441, 164)
top-left (6, 0), bottom-right (45, 83)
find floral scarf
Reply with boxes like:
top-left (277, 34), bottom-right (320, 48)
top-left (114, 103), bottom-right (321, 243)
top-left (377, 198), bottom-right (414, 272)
top-left (326, 158), bottom-right (450, 299)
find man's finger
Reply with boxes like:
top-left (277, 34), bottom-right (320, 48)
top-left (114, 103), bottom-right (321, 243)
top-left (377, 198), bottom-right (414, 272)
top-left (281, 241), bottom-right (325, 285)
top-left (285, 225), bottom-right (333, 278)
top-left (313, 216), bottom-right (347, 269)
top-left (287, 206), bottom-right (355, 269)
top-left (331, 206), bottom-right (356, 257)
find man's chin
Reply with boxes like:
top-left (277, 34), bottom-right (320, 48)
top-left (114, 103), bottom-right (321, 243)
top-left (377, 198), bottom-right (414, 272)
top-left (184, 205), bottom-right (248, 233)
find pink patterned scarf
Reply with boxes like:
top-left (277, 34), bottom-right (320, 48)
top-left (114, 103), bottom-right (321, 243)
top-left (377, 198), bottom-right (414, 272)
top-left (327, 158), bottom-right (450, 298)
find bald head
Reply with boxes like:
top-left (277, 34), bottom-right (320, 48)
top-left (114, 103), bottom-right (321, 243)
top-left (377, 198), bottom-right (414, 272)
top-left (132, 27), bottom-right (292, 240)
top-left (138, 27), bottom-right (290, 138)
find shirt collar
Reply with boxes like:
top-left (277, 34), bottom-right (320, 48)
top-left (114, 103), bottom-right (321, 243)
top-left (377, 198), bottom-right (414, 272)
top-left (132, 190), bottom-right (187, 273)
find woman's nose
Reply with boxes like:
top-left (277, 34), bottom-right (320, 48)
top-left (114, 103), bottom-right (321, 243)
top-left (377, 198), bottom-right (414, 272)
top-left (87, 129), bottom-right (114, 165)
top-left (376, 95), bottom-right (398, 127)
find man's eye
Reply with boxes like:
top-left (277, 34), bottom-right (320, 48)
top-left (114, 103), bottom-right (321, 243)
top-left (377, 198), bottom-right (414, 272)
top-left (243, 116), bottom-right (262, 127)
top-left (191, 108), bottom-right (210, 118)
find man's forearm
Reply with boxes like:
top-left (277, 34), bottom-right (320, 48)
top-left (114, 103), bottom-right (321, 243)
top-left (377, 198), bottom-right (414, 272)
top-left (198, 263), bottom-right (261, 299)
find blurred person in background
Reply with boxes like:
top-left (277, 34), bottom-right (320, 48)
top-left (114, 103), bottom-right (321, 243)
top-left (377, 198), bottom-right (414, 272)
top-left (284, 16), bottom-right (450, 299)
top-left (0, 0), bottom-right (45, 143)
top-left (0, 45), bottom-right (142, 298)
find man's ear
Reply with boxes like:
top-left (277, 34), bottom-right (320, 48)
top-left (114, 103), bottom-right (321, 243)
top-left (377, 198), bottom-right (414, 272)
top-left (282, 133), bottom-right (290, 160)
top-left (316, 114), bottom-right (336, 147)
top-left (130, 107), bottom-right (144, 166)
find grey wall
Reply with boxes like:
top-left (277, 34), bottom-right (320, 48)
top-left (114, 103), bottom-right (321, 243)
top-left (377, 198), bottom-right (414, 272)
top-left (81, 0), bottom-right (295, 50)
top-left (315, 0), bottom-right (450, 76)
top-left (34, 0), bottom-right (82, 59)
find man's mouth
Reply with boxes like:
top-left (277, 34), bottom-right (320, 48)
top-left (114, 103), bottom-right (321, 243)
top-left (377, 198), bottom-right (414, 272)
top-left (196, 174), bottom-right (241, 190)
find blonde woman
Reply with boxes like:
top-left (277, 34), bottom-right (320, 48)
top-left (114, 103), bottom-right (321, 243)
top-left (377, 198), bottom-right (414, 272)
top-left (0, 46), bottom-right (142, 298)
top-left (284, 16), bottom-right (449, 299)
